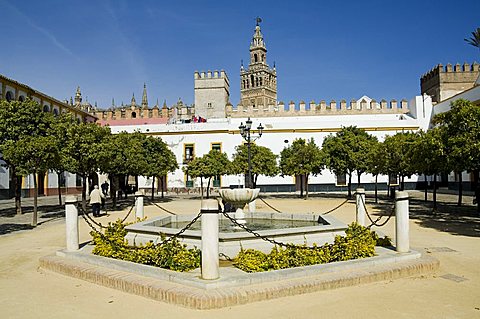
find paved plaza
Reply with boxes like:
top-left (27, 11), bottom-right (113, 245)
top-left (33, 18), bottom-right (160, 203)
top-left (0, 191), bottom-right (479, 318)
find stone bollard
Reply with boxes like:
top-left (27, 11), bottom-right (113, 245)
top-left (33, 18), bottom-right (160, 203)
top-left (135, 191), bottom-right (144, 219)
top-left (395, 191), bottom-right (409, 253)
top-left (65, 195), bottom-right (79, 251)
top-left (355, 188), bottom-right (366, 226)
top-left (201, 199), bottom-right (219, 280)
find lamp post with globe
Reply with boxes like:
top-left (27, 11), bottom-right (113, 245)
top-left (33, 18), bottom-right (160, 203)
top-left (238, 117), bottom-right (264, 188)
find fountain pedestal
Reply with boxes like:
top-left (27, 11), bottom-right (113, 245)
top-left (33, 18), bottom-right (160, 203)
top-left (218, 188), bottom-right (260, 224)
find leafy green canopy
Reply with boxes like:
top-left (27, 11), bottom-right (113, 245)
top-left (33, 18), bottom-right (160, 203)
top-left (279, 138), bottom-right (324, 177)
top-left (433, 99), bottom-right (480, 173)
top-left (230, 144), bottom-right (279, 187)
top-left (322, 126), bottom-right (378, 177)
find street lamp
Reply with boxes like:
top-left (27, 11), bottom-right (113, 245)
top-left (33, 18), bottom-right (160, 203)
top-left (239, 117), bottom-right (264, 188)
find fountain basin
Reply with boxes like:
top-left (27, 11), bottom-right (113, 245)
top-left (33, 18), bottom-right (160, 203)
top-left (125, 212), bottom-right (348, 258)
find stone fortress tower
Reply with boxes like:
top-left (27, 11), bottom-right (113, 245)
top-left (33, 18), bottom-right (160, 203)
top-left (239, 18), bottom-right (277, 109)
top-left (194, 70), bottom-right (230, 119)
top-left (420, 62), bottom-right (480, 103)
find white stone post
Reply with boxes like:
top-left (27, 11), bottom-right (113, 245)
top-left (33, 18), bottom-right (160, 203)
top-left (201, 199), bottom-right (219, 280)
top-left (355, 188), bottom-right (366, 226)
top-left (395, 191), bottom-right (409, 252)
top-left (65, 195), bottom-right (79, 251)
top-left (135, 191), bottom-right (144, 219)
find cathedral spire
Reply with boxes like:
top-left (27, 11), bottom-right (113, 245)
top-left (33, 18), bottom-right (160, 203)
top-left (74, 86), bottom-right (82, 106)
top-left (240, 19), bottom-right (277, 109)
top-left (131, 93), bottom-right (136, 106)
top-left (250, 19), bottom-right (266, 51)
top-left (141, 83), bottom-right (148, 108)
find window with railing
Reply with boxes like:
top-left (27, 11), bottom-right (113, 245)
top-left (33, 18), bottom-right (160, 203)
top-left (183, 144), bottom-right (194, 163)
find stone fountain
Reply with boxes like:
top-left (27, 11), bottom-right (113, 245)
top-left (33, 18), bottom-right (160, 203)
top-left (218, 188), bottom-right (260, 224)
top-left (124, 188), bottom-right (348, 257)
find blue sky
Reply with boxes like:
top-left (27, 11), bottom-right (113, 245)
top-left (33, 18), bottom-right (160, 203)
top-left (0, 0), bottom-right (479, 108)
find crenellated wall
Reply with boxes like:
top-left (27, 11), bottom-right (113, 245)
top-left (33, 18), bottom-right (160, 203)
top-left (420, 62), bottom-right (480, 103)
top-left (226, 98), bottom-right (409, 118)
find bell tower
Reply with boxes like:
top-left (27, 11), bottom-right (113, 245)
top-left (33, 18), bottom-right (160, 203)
top-left (240, 18), bottom-right (277, 109)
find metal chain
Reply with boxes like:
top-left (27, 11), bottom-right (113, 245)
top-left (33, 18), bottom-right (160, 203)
top-left (219, 252), bottom-right (234, 261)
top-left (321, 198), bottom-right (350, 215)
top-left (78, 205), bottom-right (109, 229)
top-left (358, 194), bottom-right (395, 228)
top-left (78, 199), bottom-right (135, 229)
top-left (220, 210), bottom-right (322, 250)
top-left (120, 200), bottom-right (137, 223)
top-left (143, 197), bottom-right (177, 215)
top-left (151, 211), bottom-right (203, 247)
top-left (259, 196), bottom-right (349, 216)
top-left (258, 197), bottom-right (283, 213)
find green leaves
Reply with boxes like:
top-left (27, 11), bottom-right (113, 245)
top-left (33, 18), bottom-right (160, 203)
top-left (91, 220), bottom-right (200, 272)
top-left (464, 27), bottom-right (480, 49)
top-left (322, 126), bottom-right (378, 176)
top-left (381, 131), bottom-right (418, 179)
top-left (230, 144), bottom-right (279, 187)
top-left (280, 138), bottom-right (324, 177)
top-left (433, 99), bottom-right (480, 173)
top-left (234, 222), bottom-right (376, 272)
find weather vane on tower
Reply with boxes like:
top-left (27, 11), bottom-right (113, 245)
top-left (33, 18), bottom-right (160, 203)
top-left (256, 17), bottom-right (262, 26)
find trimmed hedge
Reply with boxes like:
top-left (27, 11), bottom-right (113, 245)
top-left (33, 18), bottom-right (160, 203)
top-left (234, 223), bottom-right (391, 273)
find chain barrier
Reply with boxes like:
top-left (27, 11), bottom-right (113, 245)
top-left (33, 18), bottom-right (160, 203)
top-left (76, 198), bottom-right (202, 250)
top-left (77, 198), bottom-right (136, 230)
top-left (220, 210), bottom-right (322, 250)
top-left (78, 205), bottom-right (109, 229)
top-left (321, 198), bottom-right (350, 215)
top-left (219, 252), bottom-right (234, 261)
top-left (258, 197), bottom-right (283, 213)
top-left (259, 196), bottom-right (350, 216)
top-left (358, 194), bottom-right (395, 228)
top-left (143, 197), bottom-right (177, 215)
top-left (152, 211), bottom-right (203, 247)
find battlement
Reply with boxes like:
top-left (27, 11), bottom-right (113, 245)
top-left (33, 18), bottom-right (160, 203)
top-left (226, 98), bottom-right (409, 118)
top-left (420, 62), bottom-right (480, 103)
top-left (421, 62), bottom-right (480, 82)
top-left (194, 70), bottom-right (228, 80)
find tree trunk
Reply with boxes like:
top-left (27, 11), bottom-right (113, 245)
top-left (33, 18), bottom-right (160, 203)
top-left (473, 169), bottom-right (480, 215)
top-left (253, 174), bottom-right (258, 189)
top-left (57, 171), bottom-right (62, 206)
top-left (12, 166), bottom-right (22, 215)
top-left (32, 172), bottom-right (38, 227)
top-left (151, 176), bottom-right (155, 201)
top-left (82, 175), bottom-right (87, 212)
top-left (374, 174), bottom-right (378, 203)
top-left (206, 177), bottom-right (211, 198)
top-left (357, 172), bottom-right (361, 186)
top-left (433, 174), bottom-right (437, 210)
top-left (347, 173), bottom-right (352, 198)
top-left (160, 176), bottom-right (164, 199)
top-left (110, 175), bottom-right (117, 209)
top-left (401, 175), bottom-right (405, 191)
top-left (424, 174), bottom-right (428, 202)
top-left (457, 171), bottom-right (462, 206)
top-left (305, 174), bottom-right (309, 199)
top-left (200, 177), bottom-right (204, 199)
top-left (299, 175), bottom-right (304, 198)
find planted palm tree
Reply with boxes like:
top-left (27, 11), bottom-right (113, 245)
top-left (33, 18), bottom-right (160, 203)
top-left (464, 27), bottom-right (480, 51)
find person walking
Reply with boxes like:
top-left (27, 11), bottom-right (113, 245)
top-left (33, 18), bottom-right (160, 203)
top-left (89, 185), bottom-right (105, 217)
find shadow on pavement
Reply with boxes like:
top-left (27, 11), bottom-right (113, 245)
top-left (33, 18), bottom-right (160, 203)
top-left (365, 196), bottom-right (480, 238)
top-left (0, 223), bottom-right (35, 235)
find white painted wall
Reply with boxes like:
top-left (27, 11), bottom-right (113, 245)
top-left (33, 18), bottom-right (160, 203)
top-left (110, 101), bottom-right (429, 189)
